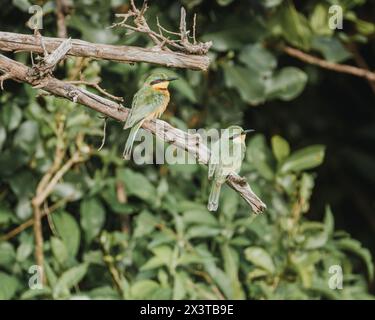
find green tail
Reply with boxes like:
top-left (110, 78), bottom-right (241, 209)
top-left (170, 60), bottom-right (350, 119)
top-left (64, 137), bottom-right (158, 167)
top-left (207, 181), bottom-right (222, 212)
top-left (123, 121), bottom-right (143, 160)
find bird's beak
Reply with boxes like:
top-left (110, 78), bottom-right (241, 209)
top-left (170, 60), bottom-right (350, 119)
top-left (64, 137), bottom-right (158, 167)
top-left (242, 129), bottom-right (255, 135)
top-left (166, 77), bottom-right (178, 82)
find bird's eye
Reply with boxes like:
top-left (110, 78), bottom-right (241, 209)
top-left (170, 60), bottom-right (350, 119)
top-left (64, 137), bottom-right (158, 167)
top-left (150, 79), bottom-right (162, 85)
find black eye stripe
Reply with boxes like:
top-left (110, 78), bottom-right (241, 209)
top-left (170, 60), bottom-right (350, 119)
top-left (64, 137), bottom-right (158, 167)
top-left (150, 79), bottom-right (163, 85)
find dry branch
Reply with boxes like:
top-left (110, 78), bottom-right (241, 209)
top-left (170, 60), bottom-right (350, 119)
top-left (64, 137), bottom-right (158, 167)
top-left (0, 53), bottom-right (266, 214)
top-left (283, 45), bottom-right (375, 83)
top-left (0, 31), bottom-right (209, 71)
top-left (111, 1), bottom-right (212, 55)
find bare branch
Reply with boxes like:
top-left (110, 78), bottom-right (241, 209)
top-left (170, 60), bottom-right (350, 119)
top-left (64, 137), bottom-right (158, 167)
top-left (56, 0), bottom-right (68, 38)
top-left (67, 80), bottom-right (124, 102)
top-left (110, 2), bottom-right (212, 55)
top-left (97, 117), bottom-right (108, 151)
top-left (0, 72), bottom-right (11, 90)
top-left (0, 31), bottom-right (210, 70)
top-left (283, 45), bottom-right (375, 84)
top-left (0, 53), bottom-right (266, 214)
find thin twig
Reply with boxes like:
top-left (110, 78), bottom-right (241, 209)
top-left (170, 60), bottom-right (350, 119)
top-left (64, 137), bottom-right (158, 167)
top-left (32, 204), bottom-right (44, 283)
top-left (0, 197), bottom-right (71, 242)
top-left (0, 73), bottom-right (11, 90)
top-left (346, 42), bottom-right (375, 94)
top-left (33, 152), bottom-right (83, 208)
top-left (98, 117), bottom-right (108, 151)
top-left (192, 13), bottom-right (197, 45)
top-left (56, 0), bottom-right (68, 39)
top-left (110, 1), bottom-right (211, 55)
top-left (67, 80), bottom-right (124, 102)
top-left (283, 45), bottom-right (375, 83)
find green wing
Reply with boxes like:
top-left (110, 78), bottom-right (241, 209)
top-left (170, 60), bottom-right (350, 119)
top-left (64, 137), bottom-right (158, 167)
top-left (208, 139), bottom-right (220, 179)
top-left (124, 87), bottom-right (163, 129)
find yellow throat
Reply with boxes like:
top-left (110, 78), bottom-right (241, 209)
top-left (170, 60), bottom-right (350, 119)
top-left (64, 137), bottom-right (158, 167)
top-left (151, 81), bottom-right (170, 91)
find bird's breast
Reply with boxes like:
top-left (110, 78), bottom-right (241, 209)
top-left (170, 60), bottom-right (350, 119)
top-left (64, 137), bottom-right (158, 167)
top-left (156, 91), bottom-right (170, 117)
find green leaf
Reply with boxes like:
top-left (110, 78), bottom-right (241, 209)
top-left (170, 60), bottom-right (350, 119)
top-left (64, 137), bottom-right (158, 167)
top-left (117, 168), bottom-right (156, 204)
top-left (266, 67), bottom-right (308, 101)
top-left (173, 272), bottom-right (186, 300)
top-left (290, 251), bottom-right (321, 288)
top-left (221, 187), bottom-right (239, 220)
top-left (0, 243), bottom-right (15, 268)
top-left (51, 237), bottom-right (68, 266)
top-left (309, 4), bottom-right (333, 36)
top-left (141, 246), bottom-right (173, 271)
top-left (199, 249), bottom-right (233, 299)
top-left (278, 1), bottom-right (312, 50)
top-left (186, 225), bottom-right (221, 239)
top-left (13, 120), bottom-right (39, 154)
top-left (0, 205), bottom-right (14, 226)
top-left (1, 103), bottom-right (22, 131)
top-left (16, 240), bottom-right (33, 262)
top-left (182, 209), bottom-right (219, 226)
top-left (12, 0), bottom-right (32, 11)
top-left (130, 280), bottom-right (160, 299)
top-left (20, 288), bottom-right (52, 300)
top-left (299, 173), bottom-right (315, 213)
top-left (15, 197), bottom-right (32, 220)
top-left (53, 264), bottom-right (88, 298)
top-left (336, 238), bottom-right (374, 281)
top-left (311, 36), bottom-right (352, 63)
top-left (280, 145), bottom-right (325, 173)
top-left (244, 247), bottom-right (275, 274)
top-left (247, 134), bottom-right (275, 180)
top-left (304, 205), bottom-right (334, 249)
top-left (80, 198), bottom-right (106, 244)
top-left (8, 170), bottom-right (37, 199)
top-left (239, 44), bottom-right (277, 76)
top-left (52, 182), bottom-right (83, 201)
top-left (52, 211), bottom-right (81, 258)
top-left (133, 210), bottom-right (159, 238)
top-left (221, 244), bottom-right (245, 299)
top-left (223, 64), bottom-right (266, 105)
top-left (271, 135), bottom-right (290, 162)
top-left (0, 272), bottom-right (19, 299)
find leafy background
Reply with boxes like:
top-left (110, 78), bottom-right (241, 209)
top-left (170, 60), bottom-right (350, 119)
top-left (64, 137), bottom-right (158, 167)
top-left (0, 0), bottom-right (374, 299)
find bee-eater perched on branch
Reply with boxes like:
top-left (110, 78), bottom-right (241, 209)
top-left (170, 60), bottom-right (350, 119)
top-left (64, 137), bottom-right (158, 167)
top-left (208, 126), bottom-right (254, 211)
top-left (123, 73), bottom-right (177, 160)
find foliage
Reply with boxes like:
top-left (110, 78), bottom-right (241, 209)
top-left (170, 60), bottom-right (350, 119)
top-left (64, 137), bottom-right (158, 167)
top-left (0, 0), bottom-right (374, 299)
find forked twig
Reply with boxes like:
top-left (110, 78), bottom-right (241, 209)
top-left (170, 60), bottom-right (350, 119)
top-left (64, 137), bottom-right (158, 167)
top-left (110, 0), bottom-right (212, 54)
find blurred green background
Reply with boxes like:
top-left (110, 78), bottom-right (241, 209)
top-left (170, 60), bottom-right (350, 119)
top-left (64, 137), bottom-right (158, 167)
top-left (0, 0), bottom-right (374, 299)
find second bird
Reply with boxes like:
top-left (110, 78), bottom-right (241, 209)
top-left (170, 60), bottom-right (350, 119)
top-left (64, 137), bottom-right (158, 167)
top-left (123, 73), bottom-right (177, 160)
top-left (207, 126), bottom-right (254, 211)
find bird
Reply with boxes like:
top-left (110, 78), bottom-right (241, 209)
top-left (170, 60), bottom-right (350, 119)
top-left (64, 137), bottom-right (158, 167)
top-left (207, 126), bottom-right (254, 212)
top-left (123, 73), bottom-right (178, 160)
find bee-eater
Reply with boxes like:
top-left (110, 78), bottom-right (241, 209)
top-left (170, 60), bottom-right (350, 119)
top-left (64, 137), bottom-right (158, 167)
top-left (207, 126), bottom-right (254, 211)
top-left (123, 73), bottom-right (178, 160)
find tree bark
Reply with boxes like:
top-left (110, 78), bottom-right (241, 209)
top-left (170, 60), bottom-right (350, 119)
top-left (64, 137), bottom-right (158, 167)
top-left (0, 31), bottom-right (210, 71)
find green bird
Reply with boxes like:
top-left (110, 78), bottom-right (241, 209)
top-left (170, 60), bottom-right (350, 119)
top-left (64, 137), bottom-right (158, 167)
top-left (207, 126), bottom-right (254, 211)
top-left (123, 73), bottom-right (178, 160)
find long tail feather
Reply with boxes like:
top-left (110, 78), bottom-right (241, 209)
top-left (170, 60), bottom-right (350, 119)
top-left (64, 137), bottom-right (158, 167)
top-left (123, 121), bottom-right (143, 160)
top-left (207, 181), bottom-right (222, 212)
